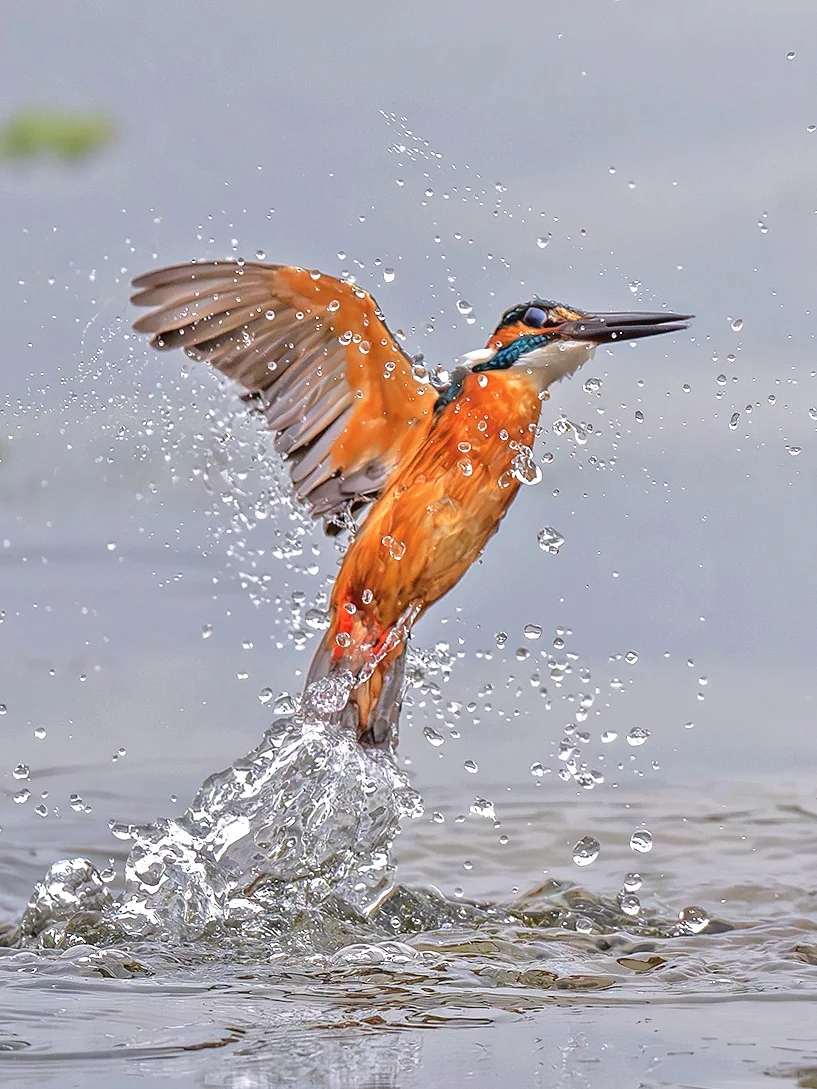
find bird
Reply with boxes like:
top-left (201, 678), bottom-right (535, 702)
top-left (131, 258), bottom-right (691, 749)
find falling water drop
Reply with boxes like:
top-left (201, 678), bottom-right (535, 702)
top-left (626, 726), bottom-right (650, 746)
top-left (572, 836), bottom-right (601, 867)
top-left (678, 905), bottom-right (710, 933)
top-left (469, 798), bottom-right (496, 819)
top-left (630, 828), bottom-right (653, 853)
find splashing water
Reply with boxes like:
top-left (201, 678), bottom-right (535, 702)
top-left (17, 701), bottom-right (423, 950)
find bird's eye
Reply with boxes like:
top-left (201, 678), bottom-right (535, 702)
top-left (523, 306), bottom-right (549, 327)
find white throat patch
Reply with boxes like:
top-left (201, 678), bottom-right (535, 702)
top-left (516, 338), bottom-right (596, 391)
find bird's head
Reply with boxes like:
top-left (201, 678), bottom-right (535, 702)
top-left (461, 299), bottom-right (692, 389)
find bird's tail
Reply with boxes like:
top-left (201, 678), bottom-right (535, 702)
top-left (303, 605), bottom-right (417, 749)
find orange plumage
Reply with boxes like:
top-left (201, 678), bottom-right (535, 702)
top-left (131, 258), bottom-right (690, 749)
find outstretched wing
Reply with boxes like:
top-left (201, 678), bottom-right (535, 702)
top-left (131, 260), bottom-right (432, 525)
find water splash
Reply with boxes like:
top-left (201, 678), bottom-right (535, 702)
top-left (17, 707), bottom-right (423, 949)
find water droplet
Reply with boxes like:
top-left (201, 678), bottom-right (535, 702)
top-left (572, 835), bottom-right (600, 867)
top-left (13, 788), bottom-right (31, 804)
top-left (629, 828), bottom-right (653, 853)
top-left (786, 50), bottom-right (796, 60)
top-left (463, 759), bottom-right (478, 774)
top-left (583, 376), bottom-right (603, 394)
top-left (678, 905), bottom-right (709, 933)
top-left (619, 893), bottom-right (641, 916)
top-left (34, 727), bottom-right (47, 740)
top-left (470, 797), bottom-right (495, 819)
top-left (600, 730), bottom-right (618, 743)
top-left (265, 309), bottom-right (275, 321)
top-left (431, 811), bottom-right (445, 823)
top-left (423, 726), bottom-right (445, 747)
top-left (729, 412), bottom-right (740, 430)
top-left (625, 650), bottom-right (639, 664)
top-left (12, 763), bottom-right (30, 780)
top-left (623, 871), bottom-right (642, 892)
top-left (523, 624), bottom-right (543, 640)
top-left (273, 693), bottom-right (298, 715)
top-left (730, 317), bottom-right (744, 332)
top-left (575, 916), bottom-right (594, 933)
top-left (383, 267), bottom-right (395, 283)
top-left (456, 299), bottom-right (473, 316)
top-left (536, 235), bottom-right (552, 249)
top-left (256, 249), bottom-right (266, 260)
top-left (381, 535), bottom-right (407, 561)
top-left (106, 541), bottom-right (117, 552)
top-left (626, 726), bottom-right (650, 746)
top-left (786, 445), bottom-right (802, 457)
top-left (201, 624), bottom-right (213, 639)
top-left (509, 448), bottom-right (541, 486)
top-left (258, 687), bottom-right (274, 704)
top-left (807, 124), bottom-right (816, 134)
top-left (335, 632), bottom-right (351, 649)
top-left (530, 762), bottom-right (546, 777)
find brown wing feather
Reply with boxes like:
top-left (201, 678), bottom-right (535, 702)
top-left (130, 260), bottom-right (434, 526)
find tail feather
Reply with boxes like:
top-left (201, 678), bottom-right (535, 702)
top-left (304, 626), bottom-right (408, 750)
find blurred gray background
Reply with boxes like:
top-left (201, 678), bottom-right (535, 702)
top-left (1, 0), bottom-right (816, 871)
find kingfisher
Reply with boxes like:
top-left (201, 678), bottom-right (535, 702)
top-left (131, 259), bottom-right (690, 749)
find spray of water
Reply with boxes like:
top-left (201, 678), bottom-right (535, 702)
top-left (17, 694), bottom-right (423, 950)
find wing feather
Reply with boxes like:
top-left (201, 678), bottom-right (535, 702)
top-left (131, 259), bottom-right (431, 525)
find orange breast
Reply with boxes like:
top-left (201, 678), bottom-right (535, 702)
top-left (331, 367), bottom-right (545, 655)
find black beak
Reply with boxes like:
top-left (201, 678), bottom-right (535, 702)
top-left (558, 311), bottom-right (693, 343)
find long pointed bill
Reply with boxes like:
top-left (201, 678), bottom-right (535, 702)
top-left (558, 311), bottom-right (693, 344)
